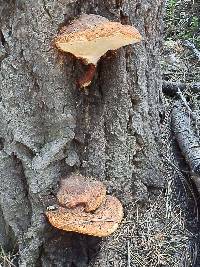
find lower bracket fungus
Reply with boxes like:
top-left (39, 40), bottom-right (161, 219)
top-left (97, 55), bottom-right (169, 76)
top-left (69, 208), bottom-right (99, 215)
top-left (54, 14), bottom-right (142, 88)
top-left (46, 195), bottom-right (123, 237)
top-left (45, 175), bottom-right (123, 237)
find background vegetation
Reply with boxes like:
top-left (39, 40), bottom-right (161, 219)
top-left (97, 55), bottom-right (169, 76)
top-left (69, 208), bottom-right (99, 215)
top-left (166, 0), bottom-right (200, 47)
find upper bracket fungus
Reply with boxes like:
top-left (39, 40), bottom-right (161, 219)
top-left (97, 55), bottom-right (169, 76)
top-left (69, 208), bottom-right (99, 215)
top-left (46, 175), bottom-right (123, 237)
top-left (57, 174), bottom-right (106, 212)
top-left (54, 14), bottom-right (142, 88)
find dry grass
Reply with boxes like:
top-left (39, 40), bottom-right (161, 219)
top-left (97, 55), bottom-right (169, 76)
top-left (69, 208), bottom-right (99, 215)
top-left (127, 190), bottom-right (194, 266)
top-left (90, 178), bottom-right (196, 267)
top-left (0, 247), bottom-right (18, 267)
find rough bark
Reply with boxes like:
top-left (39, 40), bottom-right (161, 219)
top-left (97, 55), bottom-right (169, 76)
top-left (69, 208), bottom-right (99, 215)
top-left (0, 0), bottom-right (166, 266)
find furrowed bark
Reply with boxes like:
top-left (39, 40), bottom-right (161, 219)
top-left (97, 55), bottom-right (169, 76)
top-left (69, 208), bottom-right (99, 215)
top-left (0, 0), bottom-right (166, 266)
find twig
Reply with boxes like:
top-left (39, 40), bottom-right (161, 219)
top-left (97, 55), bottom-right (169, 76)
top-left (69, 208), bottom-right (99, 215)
top-left (127, 240), bottom-right (131, 267)
top-left (176, 88), bottom-right (199, 134)
top-left (176, 89), bottom-right (193, 115)
top-left (81, 218), bottom-right (114, 224)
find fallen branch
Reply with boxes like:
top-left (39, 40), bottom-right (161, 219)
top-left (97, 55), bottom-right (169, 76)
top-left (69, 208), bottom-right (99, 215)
top-left (171, 101), bottom-right (200, 191)
top-left (162, 81), bottom-right (200, 96)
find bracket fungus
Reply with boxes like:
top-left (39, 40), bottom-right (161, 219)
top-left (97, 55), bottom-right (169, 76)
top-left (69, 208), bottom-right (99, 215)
top-left (57, 174), bottom-right (106, 212)
top-left (46, 175), bottom-right (123, 237)
top-left (54, 14), bottom-right (142, 88)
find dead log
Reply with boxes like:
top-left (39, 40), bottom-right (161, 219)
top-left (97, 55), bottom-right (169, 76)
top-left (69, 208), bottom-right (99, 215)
top-left (171, 100), bottom-right (200, 191)
top-left (163, 81), bottom-right (200, 96)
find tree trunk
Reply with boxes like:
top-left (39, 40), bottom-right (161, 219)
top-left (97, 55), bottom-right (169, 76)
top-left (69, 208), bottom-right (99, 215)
top-left (0, 0), bottom-right (166, 266)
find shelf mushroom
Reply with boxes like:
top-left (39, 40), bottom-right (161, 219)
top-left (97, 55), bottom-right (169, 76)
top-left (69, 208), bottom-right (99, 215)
top-left (57, 174), bottom-right (106, 212)
top-left (46, 195), bottom-right (123, 237)
top-left (54, 14), bottom-right (142, 88)
top-left (46, 175), bottom-right (123, 237)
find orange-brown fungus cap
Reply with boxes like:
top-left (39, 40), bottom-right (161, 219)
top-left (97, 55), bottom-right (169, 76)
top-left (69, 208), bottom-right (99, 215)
top-left (55, 14), bottom-right (142, 65)
top-left (46, 195), bottom-right (123, 237)
top-left (57, 175), bottom-right (106, 212)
